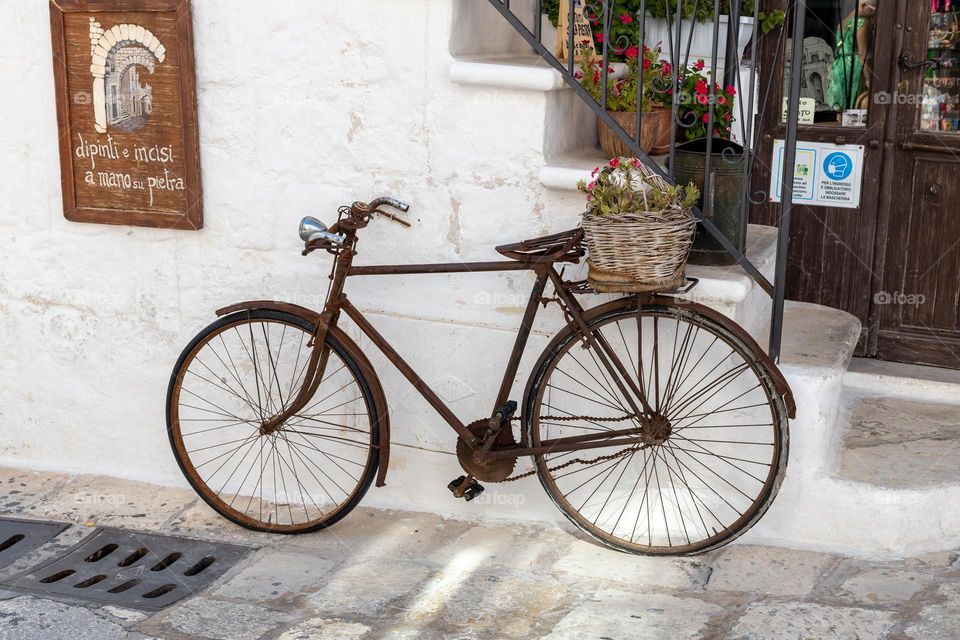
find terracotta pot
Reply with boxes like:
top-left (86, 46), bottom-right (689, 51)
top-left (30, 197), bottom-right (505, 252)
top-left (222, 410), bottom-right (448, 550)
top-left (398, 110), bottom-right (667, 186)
top-left (597, 109), bottom-right (674, 158)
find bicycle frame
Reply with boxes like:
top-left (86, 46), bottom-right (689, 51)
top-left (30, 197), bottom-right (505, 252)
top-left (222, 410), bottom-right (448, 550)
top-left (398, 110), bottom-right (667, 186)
top-left (249, 225), bottom-right (657, 470)
top-left (221, 201), bottom-right (795, 482)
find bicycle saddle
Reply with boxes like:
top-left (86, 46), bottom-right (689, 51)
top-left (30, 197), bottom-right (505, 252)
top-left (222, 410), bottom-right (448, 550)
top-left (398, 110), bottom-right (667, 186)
top-left (495, 228), bottom-right (585, 264)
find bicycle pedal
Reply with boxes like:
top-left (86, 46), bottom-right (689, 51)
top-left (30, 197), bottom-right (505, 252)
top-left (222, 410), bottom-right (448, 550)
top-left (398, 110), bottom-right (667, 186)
top-left (463, 484), bottom-right (485, 502)
top-left (447, 476), bottom-right (467, 493)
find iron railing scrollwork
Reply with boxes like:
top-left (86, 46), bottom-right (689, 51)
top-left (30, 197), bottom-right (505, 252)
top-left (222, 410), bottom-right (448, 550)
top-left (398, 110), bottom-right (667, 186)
top-left (485, 0), bottom-right (809, 360)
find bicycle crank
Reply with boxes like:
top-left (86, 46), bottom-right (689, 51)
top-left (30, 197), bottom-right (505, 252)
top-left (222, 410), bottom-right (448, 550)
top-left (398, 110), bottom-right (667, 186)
top-left (455, 418), bottom-right (517, 483)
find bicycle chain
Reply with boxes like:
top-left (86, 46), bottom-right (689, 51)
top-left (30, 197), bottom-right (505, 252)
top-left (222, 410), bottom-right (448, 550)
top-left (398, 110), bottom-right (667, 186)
top-left (501, 413), bottom-right (645, 482)
top-left (510, 414), bottom-right (638, 423)
top-left (501, 444), bottom-right (647, 482)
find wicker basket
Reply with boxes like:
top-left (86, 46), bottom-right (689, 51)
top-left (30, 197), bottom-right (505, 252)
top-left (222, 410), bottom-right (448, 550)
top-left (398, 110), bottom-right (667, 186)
top-left (582, 167), bottom-right (697, 293)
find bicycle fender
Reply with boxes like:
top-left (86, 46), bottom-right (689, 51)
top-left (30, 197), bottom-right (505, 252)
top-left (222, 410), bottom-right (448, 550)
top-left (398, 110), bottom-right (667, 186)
top-left (216, 300), bottom-right (393, 486)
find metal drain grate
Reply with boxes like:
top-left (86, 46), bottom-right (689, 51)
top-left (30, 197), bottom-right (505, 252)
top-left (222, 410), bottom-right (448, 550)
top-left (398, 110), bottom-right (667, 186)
top-left (2, 528), bottom-right (252, 611)
top-left (0, 517), bottom-right (70, 570)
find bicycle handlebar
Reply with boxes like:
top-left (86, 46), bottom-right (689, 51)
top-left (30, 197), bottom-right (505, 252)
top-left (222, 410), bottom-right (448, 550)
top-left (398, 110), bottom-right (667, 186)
top-left (368, 197), bottom-right (410, 213)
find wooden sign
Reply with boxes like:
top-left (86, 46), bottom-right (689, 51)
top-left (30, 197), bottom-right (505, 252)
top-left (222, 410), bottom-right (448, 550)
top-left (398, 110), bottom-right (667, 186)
top-left (556, 0), bottom-right (597, 64)
top-left (49, 0), bottom-right (202, 230)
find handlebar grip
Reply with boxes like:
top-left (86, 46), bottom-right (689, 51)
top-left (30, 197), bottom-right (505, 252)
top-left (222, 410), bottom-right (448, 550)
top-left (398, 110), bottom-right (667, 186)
top-left (370, 197), bottom-right (410, 213)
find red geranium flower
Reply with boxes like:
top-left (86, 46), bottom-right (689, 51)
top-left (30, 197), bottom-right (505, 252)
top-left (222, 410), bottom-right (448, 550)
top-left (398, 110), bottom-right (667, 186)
top-left (595, 32), bottom-right (604, 43)
top-left (642, 57), bottom-right (651, 69)
top-left (695, 80), bottom-right (708, 95)
top-left (625, 45), bottom-right (639, 59)
top-left (620, 13), bottom-right (633, 25)
top-left (726, 85), bottom-right (737, 96)
top-left (694, 60), bottom-right (706, 71)
top-left (609, 157), bottom-right (620, 167)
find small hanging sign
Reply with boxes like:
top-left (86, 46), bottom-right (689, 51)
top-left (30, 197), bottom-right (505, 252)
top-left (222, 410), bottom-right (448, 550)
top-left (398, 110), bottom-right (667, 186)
top-left (780, 97), bottom-right (816, 125)
top-left (769, 140), bottom-right (865, 209)
top-left (556, 0), bottom-right (597, 64)
top-left (49, 0), bottom-right (202, 230)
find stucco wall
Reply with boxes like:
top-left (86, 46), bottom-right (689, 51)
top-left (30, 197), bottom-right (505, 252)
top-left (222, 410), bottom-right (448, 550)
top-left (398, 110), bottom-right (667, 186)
top-left (0, 0), bottom-right (581, 526)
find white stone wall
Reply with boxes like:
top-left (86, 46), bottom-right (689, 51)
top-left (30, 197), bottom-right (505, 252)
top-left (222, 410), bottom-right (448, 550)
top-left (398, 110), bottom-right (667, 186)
top-left (0, 0), bottom-right (592, 523)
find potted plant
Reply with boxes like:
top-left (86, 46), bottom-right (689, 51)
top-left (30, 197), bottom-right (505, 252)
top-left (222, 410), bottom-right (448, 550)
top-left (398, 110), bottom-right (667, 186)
top-left (674, 59), bottom-right (737, 141)
top-left (669, 59), bottom-right (744, 266)
top-left (578, 157), bottom-right (699, 292)
top-left (548, 1), bottom-right (786, 65)
top-left (644, 1), bottom-right (786, 66)
top-left (579, 45), bottom-right (674, 155)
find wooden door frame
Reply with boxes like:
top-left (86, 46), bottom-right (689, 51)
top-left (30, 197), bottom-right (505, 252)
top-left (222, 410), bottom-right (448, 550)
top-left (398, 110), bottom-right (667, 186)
top-left (869, 0), bottom-right (960, 365)
top-left (751, 0), bottom-right (901, 354)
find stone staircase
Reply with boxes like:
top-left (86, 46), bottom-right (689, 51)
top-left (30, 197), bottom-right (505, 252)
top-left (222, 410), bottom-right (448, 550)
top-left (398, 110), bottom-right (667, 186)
top-left (428, 2), bottom-right (960, 558)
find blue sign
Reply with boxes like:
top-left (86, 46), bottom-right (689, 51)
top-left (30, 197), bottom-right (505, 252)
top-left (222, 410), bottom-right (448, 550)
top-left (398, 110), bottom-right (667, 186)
top-left (823, 152), bottom-right (854, 181)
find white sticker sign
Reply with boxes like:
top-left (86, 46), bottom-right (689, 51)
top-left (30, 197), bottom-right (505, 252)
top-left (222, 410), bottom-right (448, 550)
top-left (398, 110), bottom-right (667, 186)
top-left (769, 140), bottom-right (864, 209)
top-left (781, 98), bottom-right (816, 124)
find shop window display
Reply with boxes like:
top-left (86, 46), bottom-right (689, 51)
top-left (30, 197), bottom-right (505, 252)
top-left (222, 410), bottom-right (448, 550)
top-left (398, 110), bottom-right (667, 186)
top-left (922, 0), bottom-right (960, 132)
top-left (783, 0), bottom-right (877, 126)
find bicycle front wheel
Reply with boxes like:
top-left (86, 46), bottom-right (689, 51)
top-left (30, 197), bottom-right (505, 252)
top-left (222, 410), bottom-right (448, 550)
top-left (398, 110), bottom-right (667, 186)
top-left (166, 310), bottom-right (379, 533)
top-left (526, 299), bottom-right (789, 555)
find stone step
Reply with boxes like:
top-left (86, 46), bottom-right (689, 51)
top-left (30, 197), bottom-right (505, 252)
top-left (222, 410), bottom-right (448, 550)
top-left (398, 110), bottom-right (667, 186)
top-left (836, 389), bottom-right (960, 489)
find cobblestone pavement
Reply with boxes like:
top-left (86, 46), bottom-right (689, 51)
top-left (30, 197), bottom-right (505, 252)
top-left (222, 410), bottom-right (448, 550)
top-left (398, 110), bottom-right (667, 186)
top-left (0, 467), bottom-right (958, 639)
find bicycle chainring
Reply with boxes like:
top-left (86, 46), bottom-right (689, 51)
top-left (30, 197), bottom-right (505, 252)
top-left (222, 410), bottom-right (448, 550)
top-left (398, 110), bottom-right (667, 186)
top-left (456, 419), bottom-right (517, 483)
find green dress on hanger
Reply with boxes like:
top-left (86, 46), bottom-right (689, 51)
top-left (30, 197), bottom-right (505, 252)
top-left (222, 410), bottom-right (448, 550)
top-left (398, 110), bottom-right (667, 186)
top-left (827, 16), bottom-right (868, 111)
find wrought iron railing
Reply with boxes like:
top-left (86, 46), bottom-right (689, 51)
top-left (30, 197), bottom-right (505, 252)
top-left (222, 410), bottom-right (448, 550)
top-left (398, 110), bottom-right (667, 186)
top-left (485, 0), bottom-right (808, 360)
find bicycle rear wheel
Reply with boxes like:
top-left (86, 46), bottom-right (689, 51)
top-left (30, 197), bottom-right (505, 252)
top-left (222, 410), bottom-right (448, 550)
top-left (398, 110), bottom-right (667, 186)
top-left (526, 298), bottom-right (789, 555)
top-left (166, 310), bottom-right (379, 533)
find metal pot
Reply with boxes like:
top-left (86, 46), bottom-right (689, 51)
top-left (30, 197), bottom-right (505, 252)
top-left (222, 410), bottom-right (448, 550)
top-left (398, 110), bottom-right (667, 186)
top-left (670, 138), bottom-right (746, 266)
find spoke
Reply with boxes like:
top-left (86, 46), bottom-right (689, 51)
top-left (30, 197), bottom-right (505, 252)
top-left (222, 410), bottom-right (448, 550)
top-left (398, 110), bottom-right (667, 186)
top-left (284, 431), bottom-right (353, 498)
top-left (546, 382), bottom-right (628, 413)
top-left (592, 449), bottom-right (635, 526)
top-left (671, 384), bottom-right (765, 432)
top-left (283, 430), bottom-right (374, 451)
top-left (653, 445), bottom-right (690, 546)
top-left (238, 325), bottom-right (268, 419)
top-left (214, 334), bottom-right (262, 420)
top-left (652, 444), bottom-right (671, 546)
top-left (178, 386), bottom-right (251, 423)
top-left (181, 420), bottom-right (257, 437)
top-left (277, 430), bottom-right (324, 521)
top-left (668, 362), bottom-right (751, 420)
top-left (575, 455), bottom-right (630, 514)
top-left (189, 358), bottom-right (261, 417)
top-left (193, 432), bottom-right (260, 471)
top-left (663, 441), bottom-right (746, 519)
top-left (668, 442), bottom-right (764, 501)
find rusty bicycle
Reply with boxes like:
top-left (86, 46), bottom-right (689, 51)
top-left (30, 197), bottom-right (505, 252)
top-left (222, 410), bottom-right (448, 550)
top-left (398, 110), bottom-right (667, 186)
top-left (166, 197), bottom-right (795, 555)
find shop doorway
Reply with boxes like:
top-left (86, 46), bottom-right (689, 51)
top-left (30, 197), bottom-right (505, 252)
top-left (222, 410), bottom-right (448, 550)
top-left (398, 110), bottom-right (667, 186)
top-left (754, 0), bottom-right (960, 369)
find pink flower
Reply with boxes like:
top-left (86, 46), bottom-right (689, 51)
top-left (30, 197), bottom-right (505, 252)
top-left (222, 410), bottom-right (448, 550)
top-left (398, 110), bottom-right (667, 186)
top-left (632, 158), bottom-right (641, 169)
top-left (696, 94), bottom-right (708, 105)
top-left (596, 33), bottom-right (604, 43)
top-left (609, 157), bottom-right (620, 167)
top-left (574, 69), bottom-right (584, 80)
top-left (717, 95), bottom-right (727, 105)
top-left (702, 113), bottom-right (711, 123)
top-left (591, 166), bottom-right (600, 177)
top-left (587, 181), bottom-right (597, 191)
